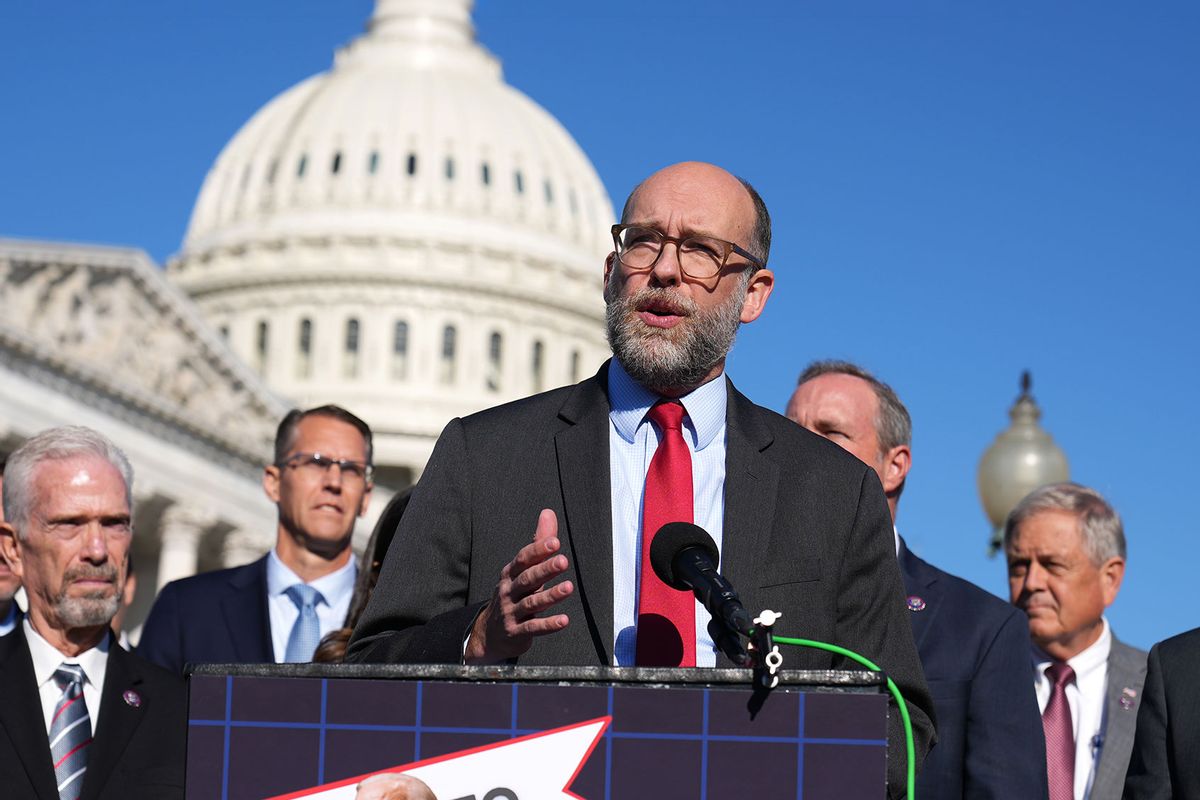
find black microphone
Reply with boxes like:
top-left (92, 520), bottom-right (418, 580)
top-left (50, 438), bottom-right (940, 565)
top-left (650, 522), bottom-right (756, 640)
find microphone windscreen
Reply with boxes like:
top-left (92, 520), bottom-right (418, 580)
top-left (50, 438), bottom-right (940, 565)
top-left (650, 522), bottom-right (720, 590)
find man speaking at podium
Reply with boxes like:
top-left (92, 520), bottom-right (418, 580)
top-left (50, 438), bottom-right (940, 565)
top-left (347, 162), bottom-right (934, 792)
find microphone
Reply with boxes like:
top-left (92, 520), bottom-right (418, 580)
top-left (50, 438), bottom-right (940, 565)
top-left (650, 522), bottom-right (756, 641)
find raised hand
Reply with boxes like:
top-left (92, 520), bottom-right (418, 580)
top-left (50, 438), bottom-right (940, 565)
top-left (464, 508), bottom-right (574, 664)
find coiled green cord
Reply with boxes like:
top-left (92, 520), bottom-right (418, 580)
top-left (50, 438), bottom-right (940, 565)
top-left (773, 636), bottom-right (916, 799)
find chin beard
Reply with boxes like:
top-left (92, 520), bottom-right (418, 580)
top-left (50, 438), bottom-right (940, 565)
top-left (55, 593), bottom-right (120, 629)
top-left (605, 277), bottom-right (745, 392)
top-left (54, 565), bottom-right (121, 628)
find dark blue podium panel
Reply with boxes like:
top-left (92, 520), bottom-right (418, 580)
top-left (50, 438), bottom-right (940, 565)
top-left (186, 665), bottom-right (887, 800)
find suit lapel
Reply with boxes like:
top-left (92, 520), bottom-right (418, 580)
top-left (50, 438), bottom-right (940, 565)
top-left (80, 643), bottom-right (145, 800)
top-left (0, 628), bottom-right (60, 797)
top-left (719, 383), bottom-right (778, 619)
top-left (555, 368), bottom-right (615, 665)
top-left (1093, 637), bottom-right (1148, 795)
top-left (220, 556), bottom-right (274, 663)
top-left (897, 540), bottom-right (942, 654)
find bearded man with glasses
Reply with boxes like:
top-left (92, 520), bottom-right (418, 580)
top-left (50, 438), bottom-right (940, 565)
top-left (138, 406), bottom-right (374, 673)
top-left (347, 162), bottom-right (934, 797)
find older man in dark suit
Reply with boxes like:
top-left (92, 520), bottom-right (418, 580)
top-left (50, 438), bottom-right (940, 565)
top-left (1123, 626), bottom-right (1200, 798)
top-left (1005, 483), bottom-right (1146, 800)
top-left (0, 426), bottom-right (185, 799)
top-left (347, 161), bottom-right (935, 797)
top-left (788, 359), bottom-right (1048, 800)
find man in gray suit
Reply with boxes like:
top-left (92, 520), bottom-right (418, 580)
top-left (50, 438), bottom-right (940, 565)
top-left (349, 161), bottom-right (935, 798)
top-left (1004, 483), bottom-right (1146, 800)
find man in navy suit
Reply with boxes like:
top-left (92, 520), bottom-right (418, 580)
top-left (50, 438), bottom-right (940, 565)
top-left (137, 405), bottom-right (374, 673)
top-left (788, 360), bottom-right (1048, 800)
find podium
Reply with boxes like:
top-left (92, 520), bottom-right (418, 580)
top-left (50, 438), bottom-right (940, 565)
top-left (186, 664), bottom-right (888, 800)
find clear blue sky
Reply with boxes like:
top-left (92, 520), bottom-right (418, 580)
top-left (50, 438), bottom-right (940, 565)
top-left (3, 1), bottom-right (1198, 650)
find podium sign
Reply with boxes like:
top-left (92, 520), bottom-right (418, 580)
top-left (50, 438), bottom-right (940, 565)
top-left (187, 664), bottom-right (887, 800)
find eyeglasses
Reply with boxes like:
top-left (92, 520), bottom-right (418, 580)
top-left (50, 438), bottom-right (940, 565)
top-left (279, 452), bottom-right (374, 484)
top-left (611, 224), bottom-right (765, 280)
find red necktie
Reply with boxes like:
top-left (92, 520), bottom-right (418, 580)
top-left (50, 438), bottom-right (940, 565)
top-left (636, 401), bottom-right (697, 667)
top-left (1043, 661), bottom-right (1076, 800)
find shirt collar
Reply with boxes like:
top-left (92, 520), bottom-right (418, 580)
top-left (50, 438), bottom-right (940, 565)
top-left (266, 547), bottom-right (357, 604)
top-left (1034, 616), bottom-right (1112, 678)
top-left (23, 618), bottom-right (110, 690)
top-left (607, 357), bottom-right (728, 450)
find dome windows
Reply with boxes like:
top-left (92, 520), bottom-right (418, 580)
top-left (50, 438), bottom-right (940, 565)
top-left (344, 318), bottom-right (361, 378)
top-left (531, 340), bottom-right (545, 392)
top-left (445, 157), bottom-right (455, 180)
top-left (368, 151), bottom-right (380, 174)
top-left (514, 170), bottom-right (524, 195)
top-left (440, 325), bottom-right (457, 384)
top-left (297, 318), bottom-right (313, 379)
top-left (266, 159), bottom-right (279, 185)
top-left (481, 162), bottom-right (491, 186)
top-left (406, 153), bottom-right (418, 176)
top-left (486, 331), bottom-right (503, 392)
top-left (255, 320), bottom-right (270, 374)
top-left (331, 151), bottom-right (343, 175)
top-left (544, 180), bottom-right (554, 206)
top-left (392, 320), bottom-right (409, 379)
top-left (297, 155), bottom-right (308, 179)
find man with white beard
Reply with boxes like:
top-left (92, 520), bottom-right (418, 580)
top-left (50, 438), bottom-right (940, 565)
top-left (347, 162), bottom-right (934, 797)
top-left (0, 426), bottom-right (185, 798)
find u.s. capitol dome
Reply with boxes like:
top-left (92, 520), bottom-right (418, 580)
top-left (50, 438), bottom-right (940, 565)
top-left (170, 0), bottom-right (615, 486)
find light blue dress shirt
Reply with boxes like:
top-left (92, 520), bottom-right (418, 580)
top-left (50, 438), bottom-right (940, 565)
top-left (608, 359), bottom-right (727, 667)
top-left (265, 548), bottom-right (356, 663)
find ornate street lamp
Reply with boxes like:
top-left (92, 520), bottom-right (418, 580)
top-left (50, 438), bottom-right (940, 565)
top-left (978, 371), bottom-right (1070, 555)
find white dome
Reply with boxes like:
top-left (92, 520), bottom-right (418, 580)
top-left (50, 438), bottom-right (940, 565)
top-left (178, 0), bottom-right (613, 265)
top-left (170, 0), bottom-right (615, 487)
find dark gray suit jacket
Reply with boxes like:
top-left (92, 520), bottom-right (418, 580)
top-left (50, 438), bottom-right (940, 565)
top-left (1123, 626), bottom-right (1200, 799)
top-left (0, 625), bottom-right (186, 799)
top-left (1091, 637), bottom-right (1148, 800)
top-left (347, 364), bottom-right (935, 797)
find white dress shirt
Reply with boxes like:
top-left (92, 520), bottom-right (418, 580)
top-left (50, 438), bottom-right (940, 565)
top-left (608, 359), bottom-right (728, 667)
top-left (25, 618), bottom-right (110, 735)
top-left (265, 548), bottom-right (356, 662)
top-left (1033, 617), bottom-right (1112, 800)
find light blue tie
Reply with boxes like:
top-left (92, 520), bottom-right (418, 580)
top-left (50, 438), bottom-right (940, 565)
top-left (284, 584), bottom-right (324, 663)
top-left (49, 663), bottom-right (91, 800)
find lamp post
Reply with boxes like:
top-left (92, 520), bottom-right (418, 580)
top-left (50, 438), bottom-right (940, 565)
top-left (978, 371), bottom-right (1070, 555)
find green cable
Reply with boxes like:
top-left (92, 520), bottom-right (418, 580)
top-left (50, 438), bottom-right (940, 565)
top-left (773, 636), bottom-right (916, 799)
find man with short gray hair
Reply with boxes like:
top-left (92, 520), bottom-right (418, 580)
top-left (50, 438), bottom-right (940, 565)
top-left (0, 426), bottom-right (185, 798)
top-left (1004, 482), bottom-right (1146, 800)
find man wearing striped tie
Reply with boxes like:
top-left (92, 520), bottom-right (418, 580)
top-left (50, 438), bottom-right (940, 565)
top-left (0, 426), bottom-right (185, 799)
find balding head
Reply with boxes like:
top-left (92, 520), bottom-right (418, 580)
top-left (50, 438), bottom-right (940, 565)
top-left (354, 772), bottom-right (436, 800)
top-left (621, 162), bottom-right (771, 265)
top-left (604, 162), bottom-right (776, 396)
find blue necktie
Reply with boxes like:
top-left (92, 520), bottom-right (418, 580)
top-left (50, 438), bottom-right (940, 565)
top-left (284, 584), bottom-right (324, 663)
top-left (49, 663), bottom-right (91, 800)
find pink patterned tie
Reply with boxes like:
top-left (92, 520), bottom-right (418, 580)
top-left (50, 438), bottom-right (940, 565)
top-left (1043, 661), bottom-right (1076, 800)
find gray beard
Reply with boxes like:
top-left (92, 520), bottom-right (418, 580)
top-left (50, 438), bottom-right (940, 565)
top-left (54, 565), bottom-right (121, 628)
top-left (56, 594), bottom-right (120, 629)
top-left (605, 275), bottom-right (745, 393)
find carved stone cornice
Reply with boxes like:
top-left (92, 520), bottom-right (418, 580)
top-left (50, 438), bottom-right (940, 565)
top-left (0, 238), bottom-right (290, 473)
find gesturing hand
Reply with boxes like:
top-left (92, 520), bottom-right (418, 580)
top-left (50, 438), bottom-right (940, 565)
top-left (464, 508), bottom-right (574, 665)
